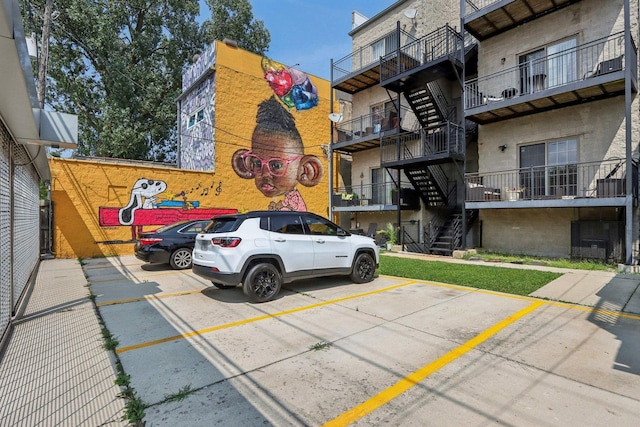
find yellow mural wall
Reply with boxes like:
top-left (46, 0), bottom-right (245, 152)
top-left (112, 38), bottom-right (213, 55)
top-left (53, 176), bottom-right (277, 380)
top-left (213, 42), bottom-right (332, 215)
top-left (49, 43), bottom-right (333, 259)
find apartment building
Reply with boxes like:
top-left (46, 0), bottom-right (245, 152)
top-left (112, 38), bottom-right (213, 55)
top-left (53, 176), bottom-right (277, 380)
top-left (330, 0), bottom-right (639, 265)
top-left (329, 0), bottom-right (469, 253)
top-left (464, 0), bottom-right (638, 264)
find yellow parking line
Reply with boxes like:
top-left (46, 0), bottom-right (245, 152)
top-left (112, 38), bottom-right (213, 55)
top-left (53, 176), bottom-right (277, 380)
top-left (399, 276), bottom-right (640, 321)
top-left (322, 300), bottom-right (544, 427)
top-left (116, 280), bottom-right (417, 354)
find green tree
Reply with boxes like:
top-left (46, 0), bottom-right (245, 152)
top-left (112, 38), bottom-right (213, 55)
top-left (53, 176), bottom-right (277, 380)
top-left (22, 0), bottom-right (205, 161)
top-left (203, 0), bottom-right (270, 55)
top-left (21, 0), bottom-right (269, 161)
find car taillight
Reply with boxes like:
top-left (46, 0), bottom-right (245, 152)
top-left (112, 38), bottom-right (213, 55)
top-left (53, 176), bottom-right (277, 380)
top-left (211, 237), bottom-right (241, 248)
top-left (139, 237), bottom-right (163, 246)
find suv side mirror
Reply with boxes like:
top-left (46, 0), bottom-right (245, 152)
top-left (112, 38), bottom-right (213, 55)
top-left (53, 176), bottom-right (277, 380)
top-left (337, 228), bottom-right (349, 236)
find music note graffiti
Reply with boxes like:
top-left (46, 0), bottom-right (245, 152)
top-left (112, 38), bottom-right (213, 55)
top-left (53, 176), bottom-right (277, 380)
top-left (215, 181), bottom-right (222, 196)
top-left (201, 187), bottom-right (209, 196)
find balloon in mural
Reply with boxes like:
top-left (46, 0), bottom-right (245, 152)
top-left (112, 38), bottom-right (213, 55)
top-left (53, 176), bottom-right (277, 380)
top-left (262, 57), bottom-right (318, 111)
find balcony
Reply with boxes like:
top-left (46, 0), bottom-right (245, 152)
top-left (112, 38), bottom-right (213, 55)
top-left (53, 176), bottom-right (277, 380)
top-left (465, 158), bottom-right (636, 209)
top-left (380, 25), bottom-right (464, 92)
top-left (465, 33), bottom-right (637, 124)
top-left (332, 29), bottom-right (414, 94)
top-left (463, 0), bottom-right (580, 41)
top-left (333, 106), bottom-right (411, 154)
top-left (380, 123), bottom-right (465, 168)
top-left (332, 183), bottom-right (420, 212)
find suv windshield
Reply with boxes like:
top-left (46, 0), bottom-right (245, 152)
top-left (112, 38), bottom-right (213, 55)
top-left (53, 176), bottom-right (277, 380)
top-left (204, 217), bottom-right (241, 233)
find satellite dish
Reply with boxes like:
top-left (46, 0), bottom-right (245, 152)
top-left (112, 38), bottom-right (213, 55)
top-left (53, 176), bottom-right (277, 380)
top-left (404, 9), bottom-right (418, 19)
top-left (328, 113), bottom-right (343, 123)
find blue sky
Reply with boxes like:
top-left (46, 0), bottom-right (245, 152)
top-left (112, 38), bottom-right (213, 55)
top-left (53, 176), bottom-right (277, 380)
top-left (200, 1), bottom-right (394, 80)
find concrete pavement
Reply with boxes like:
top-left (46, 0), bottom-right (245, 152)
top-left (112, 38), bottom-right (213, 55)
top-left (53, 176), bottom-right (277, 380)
top-left (1, 252), bottom-right (639, 426)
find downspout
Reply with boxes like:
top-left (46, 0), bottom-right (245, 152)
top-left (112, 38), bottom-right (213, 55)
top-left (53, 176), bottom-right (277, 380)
top-left (624, 0), bottom-right (633, 265)
top-left (329, 59), bottom-right (334, 221)
top-left (460, 0), bottom-right (468, 250)
top-left (395, 20), bottom-right (402, 246)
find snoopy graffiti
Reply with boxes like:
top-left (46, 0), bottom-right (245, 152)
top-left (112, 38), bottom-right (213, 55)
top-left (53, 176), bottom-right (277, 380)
top-left (118, 178), bottom-right (167, 225)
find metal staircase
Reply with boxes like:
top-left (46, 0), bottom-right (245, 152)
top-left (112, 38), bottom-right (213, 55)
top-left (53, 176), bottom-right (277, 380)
top-left (427, 210), bottom-right (478, 255)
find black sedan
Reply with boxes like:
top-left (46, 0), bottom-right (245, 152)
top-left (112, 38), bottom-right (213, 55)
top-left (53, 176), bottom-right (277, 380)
top-left (134, 219), bottom-right (210, 269)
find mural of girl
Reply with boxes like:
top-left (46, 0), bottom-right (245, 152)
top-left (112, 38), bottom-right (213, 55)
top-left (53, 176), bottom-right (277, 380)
top-left (231, 96), bottom-right (323, 211)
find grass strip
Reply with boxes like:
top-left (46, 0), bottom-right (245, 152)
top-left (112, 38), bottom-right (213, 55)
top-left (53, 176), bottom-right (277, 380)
top-left (379, 256), bottom-right (562, 296)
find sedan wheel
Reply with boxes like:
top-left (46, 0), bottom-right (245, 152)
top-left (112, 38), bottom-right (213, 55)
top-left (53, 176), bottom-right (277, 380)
top-left (350, 253), bottom-right (375, 283)
top-left (243, 263), bottom-right (281, 303)
top-left (170, 248), bottom-right (192, 270)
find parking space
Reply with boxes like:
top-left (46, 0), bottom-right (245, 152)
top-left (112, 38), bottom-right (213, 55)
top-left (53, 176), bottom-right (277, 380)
top-left (84, 255), bottom-right (640, 426)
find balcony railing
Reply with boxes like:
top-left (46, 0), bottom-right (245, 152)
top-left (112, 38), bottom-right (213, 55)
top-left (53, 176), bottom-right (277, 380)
top-left (335, 106), bottom-right (411, 144)
top-left (463, 0), bottom-right (497, 16)
top-left (332, 29), bottom-right (414, 82)
top-left (465, 158), bottom-right (635, 202)
top-left (332, 183), bottom-right (408, 207)
top-left (465, 32), bottom-right (631, 110)
top-left (380, 24), bottom-right (464, 82)
top-left (381, 123), bottom-right (464, 164)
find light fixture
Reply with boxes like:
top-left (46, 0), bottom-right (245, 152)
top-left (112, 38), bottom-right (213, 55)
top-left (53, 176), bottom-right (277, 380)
top-left (499, 144), bottom-right (507, 152)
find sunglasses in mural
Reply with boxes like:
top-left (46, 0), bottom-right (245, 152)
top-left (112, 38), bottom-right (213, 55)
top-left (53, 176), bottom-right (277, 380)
top-left (261, 57), bottom-right (318, 111)
top-left (240, 151), bottom-right (304, 177)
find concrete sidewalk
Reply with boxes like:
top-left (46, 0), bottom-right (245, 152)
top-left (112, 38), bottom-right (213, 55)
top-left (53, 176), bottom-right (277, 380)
top-left (1, 253), bottom-right (639, 426)
top-left (0, 258), bottom-right (126, 426)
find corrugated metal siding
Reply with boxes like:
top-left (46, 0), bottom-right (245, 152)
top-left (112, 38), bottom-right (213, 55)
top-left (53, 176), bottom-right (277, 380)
top-left (0, 123), bottom-right (11, 338)
top-left (0, 120), bottom-right (41, 342)
top-left (12, 143), bottom-right (39, 306)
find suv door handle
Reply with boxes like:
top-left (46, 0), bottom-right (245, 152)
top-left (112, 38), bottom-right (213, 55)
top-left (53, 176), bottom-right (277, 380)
top-left (273, 237), bottom-right (286, 242)
top-left (314, 239), bottom-right (326, 244)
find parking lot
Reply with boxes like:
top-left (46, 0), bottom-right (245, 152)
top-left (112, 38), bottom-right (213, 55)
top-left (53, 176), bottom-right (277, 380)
top-left (84, 255), bottom-right (640, 426)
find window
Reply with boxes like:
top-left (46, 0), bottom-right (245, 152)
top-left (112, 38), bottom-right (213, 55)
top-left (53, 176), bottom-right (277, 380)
top-left (519, 37), bottom-right (577, 94)
top-left (270, 215), bottom-right (304, 234)
top-left (371, 34), bottom-right (396, 61)
top-left (519, 139), bottom-right (577, 198)
top-left (304, 216), bottom-right (338, 236)
top-left (370, 100), bottom-right (396, 132)
top-left (187, 108), bottom-right (205, 128)
top-left (371, 168), bottom-right (386, 204)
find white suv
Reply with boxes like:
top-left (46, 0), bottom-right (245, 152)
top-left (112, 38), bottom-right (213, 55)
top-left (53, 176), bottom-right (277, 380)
top-left (192, 211), bottom-right (380, 302)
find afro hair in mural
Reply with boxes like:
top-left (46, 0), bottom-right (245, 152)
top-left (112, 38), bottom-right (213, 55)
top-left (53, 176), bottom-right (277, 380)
top-left (232, 96), bottom-right (323, 211)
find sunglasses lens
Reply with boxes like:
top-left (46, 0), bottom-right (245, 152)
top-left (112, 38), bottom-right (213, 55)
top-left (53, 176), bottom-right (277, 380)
top-left (244, 155), bottom-right (262, 172)
top-left (268, 159), bottom-right (286, 176)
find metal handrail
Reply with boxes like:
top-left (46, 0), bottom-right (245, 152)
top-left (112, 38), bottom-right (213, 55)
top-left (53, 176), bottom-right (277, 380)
top-left (331, 29), bottom-right (415, 82)
top-left (465, 32), bottom-right (632, 109)
top-left (334, 105), bottom-right (412, 138)
top-left (380, 24), bottom-right (464, 81)
top-left (380, 123), bottom-right (464, 163)
top-left (465, 158), bottom-right (633, 201)
top-left (332, 183), bottom-right (411, 206)
top-left (463, 0), bottom-right (499, 17)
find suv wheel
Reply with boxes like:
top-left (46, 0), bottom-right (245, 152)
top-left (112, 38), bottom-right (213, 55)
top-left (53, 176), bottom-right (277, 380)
top-left (170, 248), bottom-right (192, 270)
top-left (350, 253), bottom-right (375, 283)
top-left (243, 263), bottom-right (282, 303)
